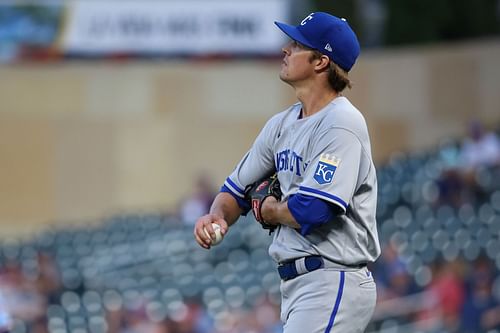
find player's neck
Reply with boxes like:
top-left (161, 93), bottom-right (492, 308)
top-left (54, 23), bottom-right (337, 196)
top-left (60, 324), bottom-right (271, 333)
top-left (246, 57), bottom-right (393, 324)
top-left (295, 85), bottom-right (338, 118)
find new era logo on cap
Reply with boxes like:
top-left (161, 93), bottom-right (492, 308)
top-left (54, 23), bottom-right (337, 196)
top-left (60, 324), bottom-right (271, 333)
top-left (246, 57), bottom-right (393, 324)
top-left (275, 12), bottom-right (360, 72)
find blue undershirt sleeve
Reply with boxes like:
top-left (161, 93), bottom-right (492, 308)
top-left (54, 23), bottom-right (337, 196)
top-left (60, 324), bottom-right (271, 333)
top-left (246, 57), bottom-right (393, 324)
top-left (288, 193), bottom-right (339, 236)
top-left (220, 185), bottom-right (250, 215)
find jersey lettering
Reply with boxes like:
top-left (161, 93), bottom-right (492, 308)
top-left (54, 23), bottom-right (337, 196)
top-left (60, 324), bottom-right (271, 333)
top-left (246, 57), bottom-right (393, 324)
top-left (276, 149), bottom-right (303, 176)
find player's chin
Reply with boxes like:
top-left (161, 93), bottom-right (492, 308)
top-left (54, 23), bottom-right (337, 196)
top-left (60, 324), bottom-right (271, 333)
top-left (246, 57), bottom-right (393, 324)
top-left (279, 73), bottom-right (294, 86)
top-left (279, 71), bottom-right (289, 82)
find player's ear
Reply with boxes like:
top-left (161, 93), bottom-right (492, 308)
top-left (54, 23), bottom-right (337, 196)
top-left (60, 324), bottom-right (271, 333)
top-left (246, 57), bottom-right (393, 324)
top-left (314, 55), bottom-right (330, 72)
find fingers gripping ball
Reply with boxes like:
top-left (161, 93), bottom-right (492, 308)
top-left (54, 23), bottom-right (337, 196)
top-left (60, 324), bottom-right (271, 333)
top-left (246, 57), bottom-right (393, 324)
top-left (245, 173), bottom-right (282, 233)
top-left (204, 223), bottom-right (223, 246)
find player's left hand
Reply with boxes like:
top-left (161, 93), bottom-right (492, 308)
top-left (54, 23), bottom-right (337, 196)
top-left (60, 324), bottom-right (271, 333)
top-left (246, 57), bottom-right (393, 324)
top-left (245, 174), bottom-right (282, 233)
top-left (260, 195), bottom-right (279, 224)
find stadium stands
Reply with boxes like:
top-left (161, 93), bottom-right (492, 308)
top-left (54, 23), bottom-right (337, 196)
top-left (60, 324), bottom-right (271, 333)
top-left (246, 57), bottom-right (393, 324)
top-left (1, 139), bottom-right (500, 333)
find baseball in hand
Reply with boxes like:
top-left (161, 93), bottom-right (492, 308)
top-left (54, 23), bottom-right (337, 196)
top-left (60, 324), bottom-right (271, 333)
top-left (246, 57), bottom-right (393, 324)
top-left (204, 223), bottom-right (223, 246)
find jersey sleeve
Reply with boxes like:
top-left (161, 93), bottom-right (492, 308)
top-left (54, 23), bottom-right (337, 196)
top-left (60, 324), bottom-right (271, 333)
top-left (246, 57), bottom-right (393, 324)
top-left (288, 194), bottom-right (339, 236)
top-left (223, 118), bottom-right (278, 200)
top-left (297, 127), bottom-right (362, 213)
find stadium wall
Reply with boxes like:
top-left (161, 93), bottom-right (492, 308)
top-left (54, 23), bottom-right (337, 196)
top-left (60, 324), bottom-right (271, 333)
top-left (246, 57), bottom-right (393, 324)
top-left (0, 40), bottom-right (499, 236)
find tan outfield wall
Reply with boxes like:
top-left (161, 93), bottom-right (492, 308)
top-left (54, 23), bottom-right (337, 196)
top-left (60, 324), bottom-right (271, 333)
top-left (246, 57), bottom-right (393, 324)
top-left (0, 39), bottom-right (499, 237)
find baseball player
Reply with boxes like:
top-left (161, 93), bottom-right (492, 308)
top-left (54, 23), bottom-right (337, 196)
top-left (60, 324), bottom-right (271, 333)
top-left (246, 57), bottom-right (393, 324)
top-left (194, 12), bottom-right (381, 333)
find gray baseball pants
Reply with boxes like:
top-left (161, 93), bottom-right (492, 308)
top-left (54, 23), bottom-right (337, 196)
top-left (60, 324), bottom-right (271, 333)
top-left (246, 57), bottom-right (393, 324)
top-left (280, 266), bottom-right (376, 333)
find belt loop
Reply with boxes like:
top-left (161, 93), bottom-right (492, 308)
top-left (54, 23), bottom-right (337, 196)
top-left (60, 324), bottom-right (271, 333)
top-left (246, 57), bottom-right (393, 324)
top-left (295, 257), bottom-right (308, 275)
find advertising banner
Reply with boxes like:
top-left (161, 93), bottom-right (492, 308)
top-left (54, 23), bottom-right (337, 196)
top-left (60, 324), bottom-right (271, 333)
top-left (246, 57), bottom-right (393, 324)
top-left (60, 0), bottom-right (290, 55)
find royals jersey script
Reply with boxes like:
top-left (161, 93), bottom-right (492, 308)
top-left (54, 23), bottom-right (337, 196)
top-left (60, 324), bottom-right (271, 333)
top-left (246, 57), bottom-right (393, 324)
top-left (224, 96), bottom-right (381, 266)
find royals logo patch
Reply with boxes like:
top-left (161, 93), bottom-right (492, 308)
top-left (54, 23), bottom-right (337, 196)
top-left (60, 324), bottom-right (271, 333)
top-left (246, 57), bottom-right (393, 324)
top-left (314, 154), bottom-right (341, 185)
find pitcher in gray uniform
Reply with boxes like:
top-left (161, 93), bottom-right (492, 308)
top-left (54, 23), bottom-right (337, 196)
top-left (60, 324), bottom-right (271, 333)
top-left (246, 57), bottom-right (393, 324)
top-left (194, 12), bottom-right (381, 333)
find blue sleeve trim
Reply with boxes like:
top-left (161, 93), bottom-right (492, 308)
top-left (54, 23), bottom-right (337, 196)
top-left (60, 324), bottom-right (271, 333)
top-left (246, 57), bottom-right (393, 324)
top-left (298, 186), bottom-right (348, 211)
top-left (225, 177), bottom-right (245, 198)
top-left (325, 271), bottom-right (345, 333)
top-left (288, 194), bottom-right (338, 236)
top-left (220, 185), bottom-right (250, 215)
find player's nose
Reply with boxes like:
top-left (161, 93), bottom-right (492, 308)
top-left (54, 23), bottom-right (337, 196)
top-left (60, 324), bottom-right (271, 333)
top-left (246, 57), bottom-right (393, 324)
top-left (281, 42), bottom-right (292, 55)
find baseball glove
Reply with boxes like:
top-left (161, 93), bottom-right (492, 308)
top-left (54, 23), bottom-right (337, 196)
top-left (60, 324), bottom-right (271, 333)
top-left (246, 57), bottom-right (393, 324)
top-left (245, 173), bottom-right (282, 233)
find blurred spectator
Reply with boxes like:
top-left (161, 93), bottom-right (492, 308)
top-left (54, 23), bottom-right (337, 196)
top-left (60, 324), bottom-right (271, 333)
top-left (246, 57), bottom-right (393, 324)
top-left (458, 120), bottom-right (500, 204)
top-left (0, 289), bottom-right (12, 333)
top-left (459, 120), bottom-right (500, 171)
top-left (373, 241), bottom-right (418, 300)
top-left (35, 252), bottom-right (61, 303)
top-left (0, 260), bottom-right (46, 329)
top-left (436, 120), bottom-right (500, 207)
top-left (252, 295), bottom-right (282, 333)
top-left (168, 301), bottom-right (211, 333)
top-left (417, 260), bottom-right (466, 333)
top-left (211, 298), bottom-right (281, 333)
top-left (461, 256), bottom-right (500, 333)
top-left (120, 309), bottom-right (165, 333)
top-left (106, 307), bottom-right (125, 333)
top-left (178, 172), bottom-right (217, 225)
top-left (435, 163), bottom-right (465, 208)
top-left (435, 140), bottom-right (467, 208)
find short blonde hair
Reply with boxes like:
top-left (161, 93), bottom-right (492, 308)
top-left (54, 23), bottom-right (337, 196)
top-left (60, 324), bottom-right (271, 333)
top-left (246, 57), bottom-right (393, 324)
top-left (309, 50), bottom-right (352, 92)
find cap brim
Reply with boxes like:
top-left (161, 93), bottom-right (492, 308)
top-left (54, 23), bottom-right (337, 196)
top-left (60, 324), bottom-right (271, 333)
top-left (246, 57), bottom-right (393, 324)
top-left (274, 21), bottom-right (315, 49)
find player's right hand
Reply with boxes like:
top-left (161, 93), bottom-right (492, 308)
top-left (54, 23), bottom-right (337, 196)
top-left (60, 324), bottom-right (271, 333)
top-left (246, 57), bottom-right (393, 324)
top-left (193, 214), bottom-right (228, 249)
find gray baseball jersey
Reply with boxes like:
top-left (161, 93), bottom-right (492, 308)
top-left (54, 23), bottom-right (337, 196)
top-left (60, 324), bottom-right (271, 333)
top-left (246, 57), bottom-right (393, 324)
top-left (224, 96), bottom-right (381, 266)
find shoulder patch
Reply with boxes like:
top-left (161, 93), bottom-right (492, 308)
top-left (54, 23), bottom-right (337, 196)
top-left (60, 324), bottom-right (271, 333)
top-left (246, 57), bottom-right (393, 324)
top-left (313, 154), bottom-right (341, 185)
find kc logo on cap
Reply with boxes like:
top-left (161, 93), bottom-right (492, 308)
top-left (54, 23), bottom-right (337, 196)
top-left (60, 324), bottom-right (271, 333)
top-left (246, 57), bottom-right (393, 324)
top-left (300, 13), bottom-right (314, 26)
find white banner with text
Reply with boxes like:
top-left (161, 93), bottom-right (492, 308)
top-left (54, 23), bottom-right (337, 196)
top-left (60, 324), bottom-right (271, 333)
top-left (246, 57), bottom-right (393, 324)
top-left (60, 0), bottom-right (290, 55)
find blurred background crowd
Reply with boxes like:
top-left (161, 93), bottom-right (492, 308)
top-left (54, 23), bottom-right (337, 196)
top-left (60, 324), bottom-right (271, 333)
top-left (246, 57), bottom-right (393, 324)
top-left (1, 1), bottom-right (500, 333)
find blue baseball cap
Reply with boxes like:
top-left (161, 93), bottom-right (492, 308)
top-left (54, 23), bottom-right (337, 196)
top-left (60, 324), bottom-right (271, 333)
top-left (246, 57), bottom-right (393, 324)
top-left (275, 12), bottom-right (360, 72)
